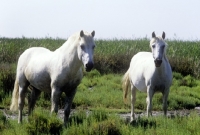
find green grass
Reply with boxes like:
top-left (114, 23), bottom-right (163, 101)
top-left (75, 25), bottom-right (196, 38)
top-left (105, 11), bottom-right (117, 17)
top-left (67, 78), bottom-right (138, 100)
top-left (0, 108), bottom-right (63, 135)
top-left (1, 37), bottom-right (200, 76)
top-left (3, 70), bottom-right (199, 112)
top-left (0, 70), bottom-right (200, 113)
top-left (2, 108), bottom-right (200, 135)
top-left (1, 38), bottom-right (200, 134)
top-left (71, 70), bottom-right (200, 112)
top-left (1, 70), bottom-right (200, 134)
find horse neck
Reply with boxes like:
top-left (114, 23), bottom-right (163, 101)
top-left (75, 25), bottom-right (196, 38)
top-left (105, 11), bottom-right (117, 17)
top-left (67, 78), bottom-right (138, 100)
top-left (163, 52), bottom-right (169, 63)
top-left (55, 41), bottom-right (82, 73)
top-left (157, 53), bottom-right (169, 73)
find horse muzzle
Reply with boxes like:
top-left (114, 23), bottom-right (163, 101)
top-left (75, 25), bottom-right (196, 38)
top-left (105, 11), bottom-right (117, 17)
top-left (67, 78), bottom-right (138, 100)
top-left (85, 62), bottom-right (94, 72)
top-left (154, 59), bottom-right (162, 67)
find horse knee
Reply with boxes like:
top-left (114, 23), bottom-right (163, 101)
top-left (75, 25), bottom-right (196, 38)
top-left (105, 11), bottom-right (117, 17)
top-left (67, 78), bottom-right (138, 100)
top-left (51, 90), bottom-right (61, 113)
top-left (18, 95), bottom-right (25, 110)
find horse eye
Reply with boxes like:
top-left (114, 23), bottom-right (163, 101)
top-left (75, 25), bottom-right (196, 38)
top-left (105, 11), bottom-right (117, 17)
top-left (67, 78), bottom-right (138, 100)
top-left (152, 45), bottom-right (155, 48)
top-left (92, 46), bottom-right (95, 49)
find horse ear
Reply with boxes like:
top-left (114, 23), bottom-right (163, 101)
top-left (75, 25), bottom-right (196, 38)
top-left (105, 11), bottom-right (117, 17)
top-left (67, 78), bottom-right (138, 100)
top-left (91, 31), bottom-right (95, 37)
top-left (162, 31), bottom-right (165, 39)
top-left (80, 30), bottom-right (84, 37)
top-left (152, 32), bottom-right (156, 38)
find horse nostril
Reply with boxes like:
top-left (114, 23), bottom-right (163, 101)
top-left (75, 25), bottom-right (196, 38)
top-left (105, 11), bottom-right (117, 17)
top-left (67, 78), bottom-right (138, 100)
top-left (154, 59), bottom-right (162, 67)
top-left (86, 62), bottom-right (94, 72)
top-left (155, 59), bottom-right (162, 63)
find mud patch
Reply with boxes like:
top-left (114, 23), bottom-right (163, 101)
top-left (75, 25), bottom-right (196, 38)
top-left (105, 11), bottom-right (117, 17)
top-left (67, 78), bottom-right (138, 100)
top-left (1, 106), bottom-right (200, 122)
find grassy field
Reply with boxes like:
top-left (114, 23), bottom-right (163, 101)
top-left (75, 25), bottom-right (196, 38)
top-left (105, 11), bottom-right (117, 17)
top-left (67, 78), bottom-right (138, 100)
top-left (1, 37), bottom-right (200, 76)
top-left (0, 37), bottom-right (200, 134)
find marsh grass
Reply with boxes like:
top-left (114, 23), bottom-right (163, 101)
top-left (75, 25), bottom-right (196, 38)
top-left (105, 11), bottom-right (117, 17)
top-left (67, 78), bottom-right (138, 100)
top-left (0, 37), bottom-right (65, 63)
top-left (72, 71), bottom-right (200, 112)
top-left (0, 108), bottom-right (62, 135)
top-left (1, 37), bottom-right (200, 76)
top-left (26, 108), bottom-right (63, 135)
top-left (1, 70), bottom-right (200, 115)
top-left (1, 108), bottom-right (200, 135)
top-left (64, 109), bottom-right (200, 135)
top-left (74, 70), bottom-right (125, 109)
top-left (1, 38), bottom-right (200, 134)
top-left (0, 63), bottom-right (16, 95)
top-left (65, 109), bottom-right (122, 135)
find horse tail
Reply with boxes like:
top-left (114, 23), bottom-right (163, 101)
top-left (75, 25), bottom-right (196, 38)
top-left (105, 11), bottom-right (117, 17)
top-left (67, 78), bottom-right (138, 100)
top-left (122, 69), bottom-right (130, 103)
top-left (10, 78), bottom-right (19, 111)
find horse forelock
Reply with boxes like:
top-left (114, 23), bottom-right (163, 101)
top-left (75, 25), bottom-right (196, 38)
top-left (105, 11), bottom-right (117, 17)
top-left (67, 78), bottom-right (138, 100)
top-left (80, 32), bottom-right (94, 43)
top-left (150, 36), bottom-right (167, 47)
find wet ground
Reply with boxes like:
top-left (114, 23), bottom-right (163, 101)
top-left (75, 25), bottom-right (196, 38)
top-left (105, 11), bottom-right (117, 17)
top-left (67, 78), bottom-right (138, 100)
top-left (1, 106), bottom-right (200, 122)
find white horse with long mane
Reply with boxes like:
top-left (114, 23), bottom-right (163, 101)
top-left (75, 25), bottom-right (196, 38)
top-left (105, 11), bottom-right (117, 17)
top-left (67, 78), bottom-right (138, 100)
top-left (10, 30), bottom-right (96, 126)
top-left (122, 32), bottom-right (172, 122)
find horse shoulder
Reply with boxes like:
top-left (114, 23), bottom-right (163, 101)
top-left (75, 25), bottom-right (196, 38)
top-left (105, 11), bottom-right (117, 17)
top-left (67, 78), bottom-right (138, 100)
top-left (130, 52), bottom-right (154, 75)
top-left (50, 66), bottom-right (83, 89)
top-left (128, 52), bottom-right (153, 91)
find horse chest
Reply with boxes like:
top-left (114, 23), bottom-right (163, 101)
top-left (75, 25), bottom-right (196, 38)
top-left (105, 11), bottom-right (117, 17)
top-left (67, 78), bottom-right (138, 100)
top-left (52, 70), bottom-right (82, 91)
top-left (154, 84), bottom-right (166, 92)
top-left (147, 69), bottom-right (171, 92)
top-left (151, 76), bottom-right (169, 92)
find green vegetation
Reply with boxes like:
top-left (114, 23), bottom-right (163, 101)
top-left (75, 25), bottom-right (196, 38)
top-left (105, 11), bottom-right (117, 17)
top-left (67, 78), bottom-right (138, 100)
top-left (74, 70), bottom-right (200, 111)
top-left (1, 108), bottom-right (200, 135)
top-left (0, 37), bottom-right (200, 134)
top-left (64, 109), bottom-right (200, 135)
top-left (1, 37), bottom-right (200, 76)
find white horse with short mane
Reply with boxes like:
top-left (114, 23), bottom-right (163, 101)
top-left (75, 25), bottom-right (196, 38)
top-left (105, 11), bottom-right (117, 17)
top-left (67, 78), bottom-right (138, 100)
top-left (122, 32), bottom-right (172, 122)
top-left (10, 30), bottom-right (96, 126)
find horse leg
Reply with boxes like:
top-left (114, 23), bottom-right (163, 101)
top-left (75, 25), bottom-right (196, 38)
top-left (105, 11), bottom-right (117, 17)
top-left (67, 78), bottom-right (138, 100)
top-left (162, 89), bottom-right (169, 116)
top-left (51, 87), bottom-right (62, 114)
top-left (28, 87), bottom-right (41, 115)
top-left (18, 83), bottom-right (29, 123)
top-left (146, 86), bottom-right (154, 117)
top-left (130, 85), bottom-right (136, 122)
top-left (64, 88), bottom-right (77, 127)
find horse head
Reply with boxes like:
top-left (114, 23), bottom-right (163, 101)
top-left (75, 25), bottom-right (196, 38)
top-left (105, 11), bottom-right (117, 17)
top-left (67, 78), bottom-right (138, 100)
top-left (150, 32), bottom-right (166, 67)
top-left (78, 30), bottom-right (95, 72)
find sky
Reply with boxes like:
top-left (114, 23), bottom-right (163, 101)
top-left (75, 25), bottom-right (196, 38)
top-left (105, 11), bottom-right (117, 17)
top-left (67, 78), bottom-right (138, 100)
top-left (1, 0), bottom-right (200, 40)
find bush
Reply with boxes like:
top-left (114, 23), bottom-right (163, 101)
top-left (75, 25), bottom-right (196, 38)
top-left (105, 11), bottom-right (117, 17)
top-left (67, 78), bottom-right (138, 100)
top-left (26, 108), bottom-right (63, 135)
top-left (179, 75), bottom-right (197, 87)
top-left (64, 109), bottom-right (122, 135)
top-left (0, 63), bottom-right (15, 95)
top-left (0, 111), bottom-right (7, 132)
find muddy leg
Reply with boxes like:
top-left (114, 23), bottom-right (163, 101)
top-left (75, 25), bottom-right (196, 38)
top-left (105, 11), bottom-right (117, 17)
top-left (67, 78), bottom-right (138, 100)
top-left (130, 85), bottom-right (136, 122)
top-left (51, 87), bottom-right (62, 114)
top-left (146, 86), bottom-right (154, 117)
top-left (162, 90), bottom-right (169, 116)
top-left (28, 87), bottom-right (41, 115)
top-left (18, 84), bottom-right (29, 123)
top-left (64, 89), bottom-right (77, 127)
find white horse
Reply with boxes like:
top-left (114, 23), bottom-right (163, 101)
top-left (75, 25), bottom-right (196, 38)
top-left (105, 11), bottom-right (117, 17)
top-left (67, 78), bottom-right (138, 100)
top-left (10, 30), bottom-right (96, 126)
top-left (122, 32), bottom-right (172, 122)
